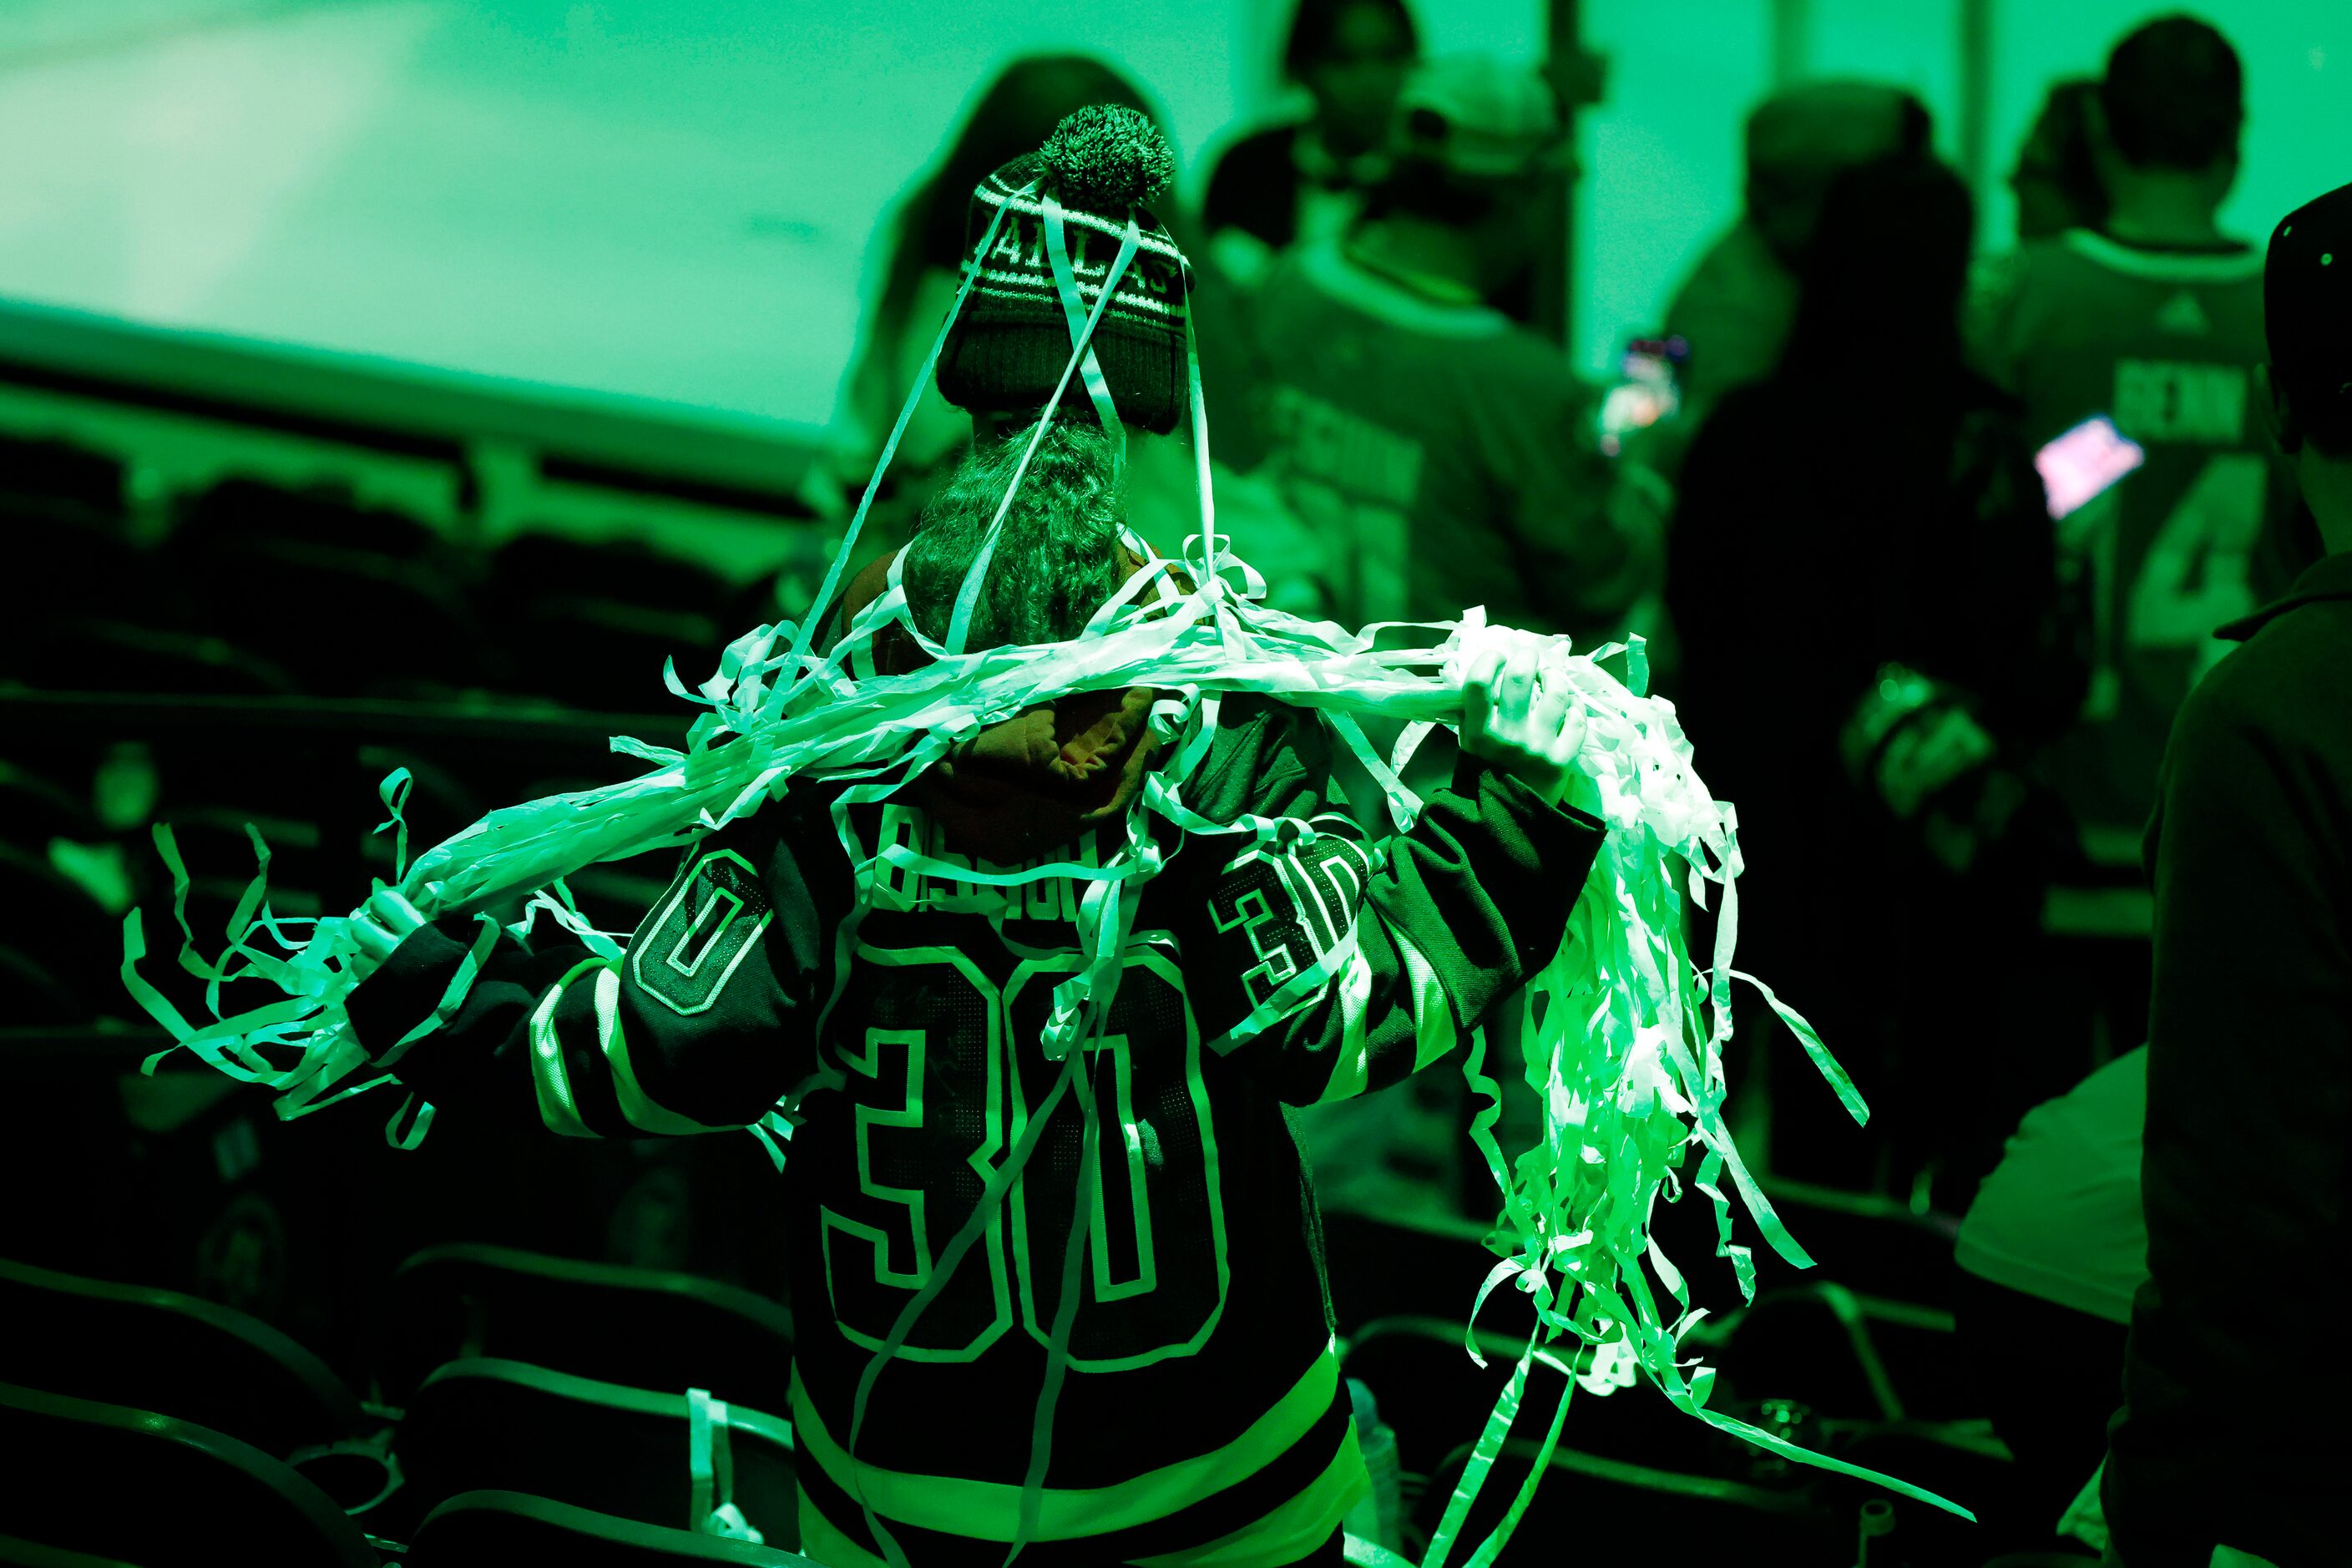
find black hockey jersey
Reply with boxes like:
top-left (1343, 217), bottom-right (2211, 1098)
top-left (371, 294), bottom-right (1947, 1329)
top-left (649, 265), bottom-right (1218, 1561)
top-left (347, 694), bottom-right (1605, 1566)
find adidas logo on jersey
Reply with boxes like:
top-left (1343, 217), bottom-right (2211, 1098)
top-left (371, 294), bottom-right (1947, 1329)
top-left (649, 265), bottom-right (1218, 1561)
top-left (2153, 289), bottom-right (2212, 336)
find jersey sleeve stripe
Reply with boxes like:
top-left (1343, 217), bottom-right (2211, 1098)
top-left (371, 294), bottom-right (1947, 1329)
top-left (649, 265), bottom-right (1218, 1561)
top-left (591, 966), bottom-right (742, 1135)
top-left (527, 959), bottom-right (606, 1140)
top-left (1388, 913), bottom-right (1462, 1073)
top-left (787, 1341), bottom-right (1343, 1542)
top-left (1314, 948), bottom-right (1377, 1103)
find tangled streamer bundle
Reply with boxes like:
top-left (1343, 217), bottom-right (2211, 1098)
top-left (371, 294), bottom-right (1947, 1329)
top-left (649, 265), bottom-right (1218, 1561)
top-left (124, 121), bottom-right (1963, 1568)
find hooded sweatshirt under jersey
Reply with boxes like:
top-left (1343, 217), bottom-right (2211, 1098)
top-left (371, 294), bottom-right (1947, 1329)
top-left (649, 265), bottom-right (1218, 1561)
top-left (348, 685), bottom-right (1604, 1567)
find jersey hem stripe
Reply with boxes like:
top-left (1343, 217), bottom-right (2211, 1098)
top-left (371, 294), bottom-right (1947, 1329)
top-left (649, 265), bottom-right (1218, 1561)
top-left (788, 1341), bottom-right (1341, 1541)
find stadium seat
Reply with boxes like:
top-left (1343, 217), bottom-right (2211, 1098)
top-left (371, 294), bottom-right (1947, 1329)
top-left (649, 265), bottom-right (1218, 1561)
top-left (1716, 1281), bottom-right (1920, 1422)
top-left (485, 535), bottom-right (729, 710)
top-left (1828, 1422), bottom-right (2020, 1565)
top-left (0, 1382), bottom-right (376, 1566)
top-left (397, 1358), bottom-right (796, 1545)
top-left (0, 1257), bottom-right (369, 1461)
top-left (1751, 1177), bottom-right (1961, 1305)
top-left (172, 479), bottom-right (439, 563)
top-left (1341, 1315), bottom-right (1569, 1479)
top-left (1410, 1436), bottom-right (1834, 1562)
top-left (0, 1533), bottom-right (137, 1568)
top-left (182, 537), bottom-right (496, 698)
top-left (1320, 1209), bottom-right (1503, 1329)
top-left (389, 1242), bottom-right (793, 1408)
top-left (407, 1490), bottom-right (822, 1566)
top-left (1342, 1315), bottom-right (1713, 1479)
top-left (0, 434), bottom-right (123, 513)
top-left (0, 842), bottom-right (131, 1022)
top-left (490, 534), bottom-right (730, 615)
top-left (23, 618), bottom-right (301, 698)
top-left (0, 761), bottom-right (101, 847)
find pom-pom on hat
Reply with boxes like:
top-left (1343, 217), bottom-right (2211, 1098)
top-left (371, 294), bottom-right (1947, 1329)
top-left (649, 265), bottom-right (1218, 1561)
top-left (936, 104), bottom-right (1191, 435)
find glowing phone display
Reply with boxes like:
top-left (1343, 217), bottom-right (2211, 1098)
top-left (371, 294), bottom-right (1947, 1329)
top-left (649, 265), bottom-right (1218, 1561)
top-left (2037, 414), bottom-right (2146, 519)
top-left (1599, 335), bottom-right (1688, 455)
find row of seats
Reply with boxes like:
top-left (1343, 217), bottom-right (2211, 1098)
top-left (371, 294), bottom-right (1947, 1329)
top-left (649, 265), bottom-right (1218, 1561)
top-left (4, 448), bottom-right (798, 1026)
top-left (0, 1251), bottom-right (812, 1565)
top-left (0, 1383), bottom-right (806, 1568)
top-left (31, 492), bottom-right (775, 712)
top-left (0, 1206), bottom-right (2023, 1566)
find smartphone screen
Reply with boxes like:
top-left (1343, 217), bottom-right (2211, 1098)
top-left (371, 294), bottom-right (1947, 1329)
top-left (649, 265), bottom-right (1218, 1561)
top-left (2036, 414), bottom-right (2146, 519)
top-left (1599, 335), bottom-right (1688, 455)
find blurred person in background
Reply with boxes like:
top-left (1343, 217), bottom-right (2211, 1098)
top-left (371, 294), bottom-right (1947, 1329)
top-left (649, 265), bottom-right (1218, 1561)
top-left (2011, 77), bottom-right (2110, 242)
top-left (1953, 1046), bottom-right (2146, 1547)
top-left (2102, 178), bottom-right (2352, 1568)
top-left (1667, 154), bottom-right (2084, 1203)
top-left (1199, 0), bottom-right (1419, 289)
top-left (1646, 82), bottom-right (1932, 480)
top-left (1221, 55), bottom-right (1657, 647)
top-left (1974, 15), bottom-right (2309, 908)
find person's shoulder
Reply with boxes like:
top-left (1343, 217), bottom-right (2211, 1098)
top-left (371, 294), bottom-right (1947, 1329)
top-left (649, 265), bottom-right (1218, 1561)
top-left (1182, 693), bottom-right (1329, 821)
top-left (2174, 600), bottom-right (2352, 756)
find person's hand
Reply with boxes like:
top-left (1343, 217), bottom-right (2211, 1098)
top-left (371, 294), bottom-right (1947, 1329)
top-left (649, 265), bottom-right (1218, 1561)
top-left (1459, 638), bottom-right (1591, 811)
top-left (1874, 705), bottom-right (1995, 820)
top-left (346, 886), bottom-right (426, 983)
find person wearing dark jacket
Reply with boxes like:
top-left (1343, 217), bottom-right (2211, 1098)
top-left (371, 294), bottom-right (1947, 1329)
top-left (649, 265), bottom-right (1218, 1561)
top-left (2101, 179), bottom-right (2352, 1568)
top-left (1667, 153), bottom-right (2085, 1200)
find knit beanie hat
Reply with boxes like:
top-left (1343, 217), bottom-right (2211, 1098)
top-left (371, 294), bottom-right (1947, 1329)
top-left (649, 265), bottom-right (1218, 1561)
top-left (935, 104), bottom-right (1191, 435)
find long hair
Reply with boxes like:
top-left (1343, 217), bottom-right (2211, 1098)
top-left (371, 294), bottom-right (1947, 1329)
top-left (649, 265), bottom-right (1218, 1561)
top-left (902, 422), bottom-right (1128, 652)
top-left (864, 57), bottom-right (1156, 407)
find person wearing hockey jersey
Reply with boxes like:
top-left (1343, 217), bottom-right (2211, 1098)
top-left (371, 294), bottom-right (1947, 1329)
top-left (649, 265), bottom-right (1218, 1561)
top-left (342, 109), bottom-right (1610, 1568)
top-left (1216, 56), bottom-right (1657, 646)
top-left (1972, 15), bottom-right (2311, 878)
